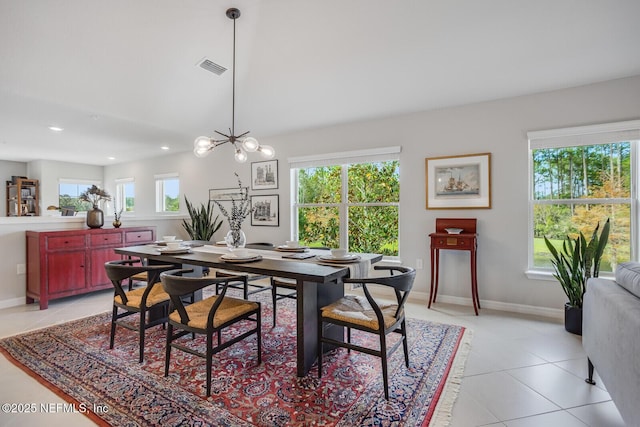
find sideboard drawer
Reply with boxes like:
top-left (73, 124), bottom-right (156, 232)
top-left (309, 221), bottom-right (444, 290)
top-left (90, 233), bottom-right (123, 246)
top-left (125, 230), bottom-right (154, 243)
top-left (47, 235), bottom-right (86, 250)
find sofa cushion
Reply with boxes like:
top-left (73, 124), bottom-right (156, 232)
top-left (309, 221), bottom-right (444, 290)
top-left (614, 262), bottom-right (640, 298)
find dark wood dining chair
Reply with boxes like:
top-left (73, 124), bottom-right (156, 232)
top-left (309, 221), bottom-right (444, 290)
top-left (317, 265), bottom-right (416, 400)
top-left (160, 269), bottom-right (262, 397)
top-left (104, 259), bottom-right (176, 363)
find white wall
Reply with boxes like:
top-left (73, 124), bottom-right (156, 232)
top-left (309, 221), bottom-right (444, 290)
top-left (2, 75), bottom-right (640, 314)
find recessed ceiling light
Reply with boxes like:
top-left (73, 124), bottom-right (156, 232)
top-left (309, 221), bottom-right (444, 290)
top-left (107, 156), bottom-right (116, 160)
top-left (48, 126), bottom-right (64, 132)
top-left (161, 146), bottom-right (170, 150)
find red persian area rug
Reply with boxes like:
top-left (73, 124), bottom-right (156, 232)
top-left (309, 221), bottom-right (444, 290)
top-left (0, 295), bottom-right (471, 426)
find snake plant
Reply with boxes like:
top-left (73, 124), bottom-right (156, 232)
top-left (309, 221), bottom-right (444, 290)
top-left (182, 197), bottom-right (223, 242)
top-left (544, 218), bottom-right (610, 308)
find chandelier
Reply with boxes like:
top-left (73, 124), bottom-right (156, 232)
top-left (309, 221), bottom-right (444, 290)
top-left (193, 8), bottom-right (274, 163)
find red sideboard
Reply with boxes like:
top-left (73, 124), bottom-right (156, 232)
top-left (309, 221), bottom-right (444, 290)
top-left (26, 226), bottom-right (155, 309)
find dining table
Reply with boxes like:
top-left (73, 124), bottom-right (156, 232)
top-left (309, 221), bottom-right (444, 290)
top-left (113, 242), bottom-right (383, 377)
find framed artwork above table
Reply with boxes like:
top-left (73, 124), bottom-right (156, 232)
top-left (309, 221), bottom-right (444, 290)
top-left (251, 160), bottom-right (278, 190)
top-left (425, 152), bottom-right (491, 209)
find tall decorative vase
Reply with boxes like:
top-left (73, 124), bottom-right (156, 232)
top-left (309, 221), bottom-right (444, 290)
top-left (225, 228), bottom-right (246, 250)
top-left (86, 206), bottom-right (104, 229)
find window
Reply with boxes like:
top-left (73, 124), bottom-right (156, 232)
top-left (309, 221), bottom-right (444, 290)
top-left (59, 179), bottom-right (102, 212)
top-left (528, 120), bottom-right (640, 275)
top-left (155, 174), bottom-right (180, 212)
top-left (290, 147), bottom-right (400, 257)
top-left (115, 178), bottom-right (135, 213)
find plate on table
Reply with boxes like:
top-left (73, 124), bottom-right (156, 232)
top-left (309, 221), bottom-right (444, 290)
top-left (318, 254), bottom-right (361, 263)
top-left (275, 245), bottom-right (309, 252)
top-left (215, 240), bottom-right (227, 246)
top-left (154, 239), bottom-right (183, 245)
top-left (445, 228), bottom-right (463, 234)
top-left (158, 247), bottom-right (191, 254)
top-left (220, 254), bottom-right (262, 263)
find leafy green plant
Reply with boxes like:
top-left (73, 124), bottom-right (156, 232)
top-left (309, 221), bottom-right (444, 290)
top-left (182, 197), bottom-right (222, 241)
top-left (544, 218), bottom-right (610, 308)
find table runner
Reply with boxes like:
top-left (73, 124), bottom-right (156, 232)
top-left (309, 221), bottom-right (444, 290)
top-left (190, 245), bottom-right (372, 278)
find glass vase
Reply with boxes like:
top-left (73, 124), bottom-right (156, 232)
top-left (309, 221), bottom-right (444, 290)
top-left (225, 228), bottom-right (246, 251)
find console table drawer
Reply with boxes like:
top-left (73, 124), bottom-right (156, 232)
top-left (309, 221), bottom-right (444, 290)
top-left (47, 235), bottom-right (86, 250)
top-left (90, 233), bottom-right (123, 246)
top-left (125, 230), bottom-right (154, 243)
top-left (436, 237), bottom-right (471, 247)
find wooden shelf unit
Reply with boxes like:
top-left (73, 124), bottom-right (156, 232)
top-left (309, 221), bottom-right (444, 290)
top-left (6, 178), bottom-right (40, 216)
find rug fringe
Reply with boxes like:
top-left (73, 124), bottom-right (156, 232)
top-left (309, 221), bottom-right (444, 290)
top-left (428, 328), bottom-right (473, 427)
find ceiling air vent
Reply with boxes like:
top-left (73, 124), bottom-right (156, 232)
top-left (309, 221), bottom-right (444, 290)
top-left (198, 58), bottom-right (227, 75)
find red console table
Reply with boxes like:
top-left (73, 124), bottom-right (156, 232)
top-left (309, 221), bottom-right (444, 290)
top-left (26, 226), bottom-right (156, 309)
top-left (428, 218), bottom-right (479, 315)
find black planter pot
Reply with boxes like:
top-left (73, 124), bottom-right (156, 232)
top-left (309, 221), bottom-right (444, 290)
top-left (564, 303), bottom-right (583, 335)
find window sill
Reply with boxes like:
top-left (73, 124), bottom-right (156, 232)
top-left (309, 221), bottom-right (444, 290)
top-left (525, 268), bottom-right (615, 281)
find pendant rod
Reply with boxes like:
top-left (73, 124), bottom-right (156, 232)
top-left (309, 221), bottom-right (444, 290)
top-left (231, 11), bottom-right (237, 139)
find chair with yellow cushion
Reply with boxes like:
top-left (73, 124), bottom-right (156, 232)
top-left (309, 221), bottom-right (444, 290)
top-left (105, 259), bottom-right (177, 363)
top-left (160, 269), bottom-right (262, 397)
top-left (317, 265), bottom-right (416, 400)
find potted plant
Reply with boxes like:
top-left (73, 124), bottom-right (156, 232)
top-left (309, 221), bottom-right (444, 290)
top-left (544, 218), bottom-right (610, 335)
top-left (79, 185), bottom-right (111, 228)
top-left (182, 197), bottom-right (223, 241)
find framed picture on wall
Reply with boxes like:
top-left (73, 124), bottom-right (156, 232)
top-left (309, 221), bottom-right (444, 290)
top-left (209, 187), bottom-right (248, 201)
top-left (250, 194), bottom-right (279, 226)
top-left (425, 152), bottom-right (491, 209)
top-left (251, 160), bottom-right (278, 190)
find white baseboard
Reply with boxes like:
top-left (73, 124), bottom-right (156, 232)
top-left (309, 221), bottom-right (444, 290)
top-left (0, 297), bottom-right (27, 310)
top-left (1, 291), bottom-right (564, 321)
top-left (407, 291), bottom-right (563, 320)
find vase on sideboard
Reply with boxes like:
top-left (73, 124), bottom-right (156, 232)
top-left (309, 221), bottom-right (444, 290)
top-left (86, 207), bottom-right (104, 229)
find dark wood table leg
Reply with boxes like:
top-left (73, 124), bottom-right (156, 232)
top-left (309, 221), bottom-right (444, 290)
top-left (297, 278), bottom-right (344, 377)
top-left (470, 246), bottom-right (479, 315)
top-left (429, 246), bottom-right (435, 308)
top-left (433, 248), bottom-right (440, 303)
top-left (472, 243), bottom-right (480, 310)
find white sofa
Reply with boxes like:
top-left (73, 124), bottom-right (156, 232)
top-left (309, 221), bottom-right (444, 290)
top-left (583, 262), bottom-right (640, 426)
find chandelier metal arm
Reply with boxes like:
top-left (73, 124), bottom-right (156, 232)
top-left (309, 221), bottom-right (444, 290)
top-left (193, 7), bottom-right (275, 162)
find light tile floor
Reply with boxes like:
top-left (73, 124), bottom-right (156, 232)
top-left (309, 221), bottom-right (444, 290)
top-left (0, 290), bottom-right (628, 426)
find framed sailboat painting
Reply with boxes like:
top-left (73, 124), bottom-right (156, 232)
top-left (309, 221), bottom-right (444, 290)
top-left (425, 153), bottom-right (491, 209)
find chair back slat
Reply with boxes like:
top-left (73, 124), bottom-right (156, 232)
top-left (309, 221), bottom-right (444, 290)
top-left (160, 269), bottom-right (247, 325)
top-left (105, 260), bottom-right (175, 306)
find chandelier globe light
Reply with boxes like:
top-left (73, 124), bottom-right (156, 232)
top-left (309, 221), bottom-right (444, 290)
top-left (193, 7), bottom-right (275, 162)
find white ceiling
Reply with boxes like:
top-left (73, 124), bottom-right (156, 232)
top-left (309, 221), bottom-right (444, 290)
top-left (1, 0), bottom-right (639, 166)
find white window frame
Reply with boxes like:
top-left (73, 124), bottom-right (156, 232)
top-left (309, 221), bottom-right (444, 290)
top-left (289, 146), bottom-right (401, 259)
top-left (58, 178), bottom-right (102, 213)
top-left (526, 120), bottom-right (640, 280)
top-left (154, 173), bottom-right (180, 213)
top-left (115, 178), bottom-right (135, 214)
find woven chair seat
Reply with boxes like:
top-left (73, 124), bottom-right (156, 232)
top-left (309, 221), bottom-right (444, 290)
top-left (130, 272), bottom-right (148, 281)
top-left (114, 284), bottom-right (169, 308)
top-left (170, 295), bottom-right (259, 329)
top-left (321, 295), bottom-right (400, 331)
